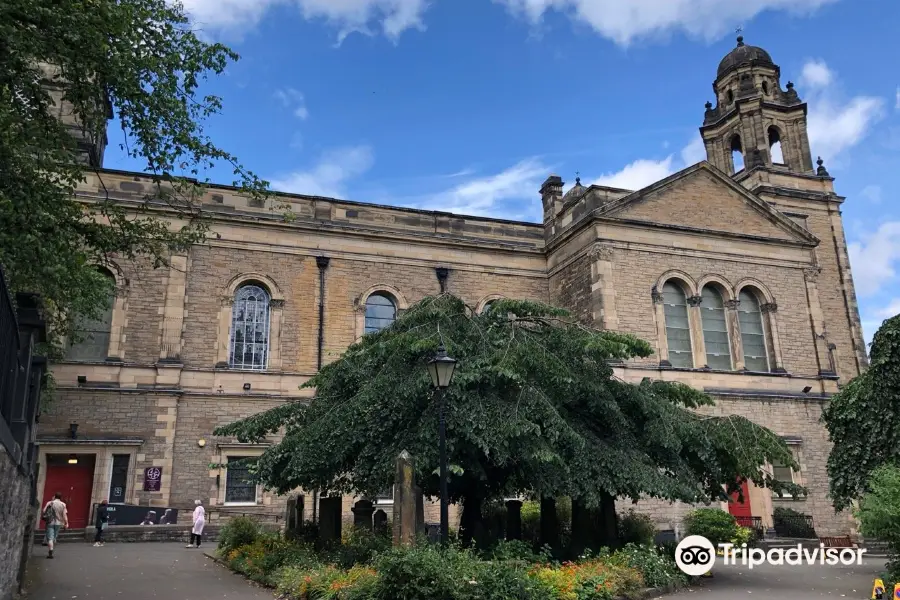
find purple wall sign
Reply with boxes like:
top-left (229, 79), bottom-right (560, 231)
top-left (143, 466), bottom-right (163, 492)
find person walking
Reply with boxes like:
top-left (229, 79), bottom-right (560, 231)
top-left (93, 499), bottom-right (110, 546)
top-left (187, 500), bottom-right (205, 548)
top-left (42, 492), bottom-right (68, 559)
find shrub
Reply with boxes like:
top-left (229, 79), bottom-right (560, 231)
top-left (373, 544), bottom-right (481, 600)
top-left (608, 544), bottom-right (686, 589)
top-left (489, 539), bottom-right (542, 562)
top-left (618, 511), bottom-right (656, 546)
top-left (218, 516), bottom-right (263, 555)
top-left (772, 506), bottom-right (816, 538)
top-left (276, 563), bottom-right (378, 600)
top-left (333, 526), bottom-right (392, 567)
top-left (683, 509), bottom-right (737, 547)
top-left (856, 464), bottom-right (900, 590)
top-left (225, 534), bottom-right (319, 586)
top-left (530, 559), bottom-right (643, 600)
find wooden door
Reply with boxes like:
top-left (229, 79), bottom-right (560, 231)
top-left (41, 459), bottom-right (95, 529)
top-left (728, 480), bottom-right (753, 521)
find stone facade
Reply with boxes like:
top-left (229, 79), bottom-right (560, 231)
top-left (0, 446), bottom-right (31, 600)
top-left (37, 39), bottom-right (866, 538)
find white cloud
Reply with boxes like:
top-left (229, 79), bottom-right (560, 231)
top-left (493, 0), bottom-right (835, 46)
top-left (876, 299), bottom-right (900, 320)
top-left (860, 184), bottom-right (882, 204)
top-left (896, 85), bottom-right (900, 111)
top-left (179, 0), bottom-right (428, 41)
top-left (800, 59), bottom-right (833, 89)
top-left (587, 133), bottom-right (705, 192)
top-left (848, 221), bottom-right (900, 297)
top-left (411, 158), bottom-right (549, 218)
top-left (274, 88), bottom-right (309, 120)
top-left (593, 157), bottom-right (675, 190)
top-left (802, 60), bottom-right (886, 162)
top-left (269, 145), bottom-right (374, 198)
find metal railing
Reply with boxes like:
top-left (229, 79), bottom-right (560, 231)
top-left (734, 515), bottom-right (764, 537)
top-left (772, 513), bottom-right (817, 539)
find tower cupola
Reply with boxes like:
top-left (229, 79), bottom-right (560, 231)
top-left (700, 36), bottom-right (814, 176)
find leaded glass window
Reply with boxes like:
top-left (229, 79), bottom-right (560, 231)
top-left (225, 456), bottom-right (257, 504)
top-left (364, 293), bottom-right (396, 334)
top-left (662, 283), bottom-right (693, 368)
top-left (229, 284), bottom-right (270, 370)
top-left (738, 290), bottom-right (769, 372)
top-left (66, 271), bottom-right (115, 361)
top-left (700, 287), bottom-right (732, 370)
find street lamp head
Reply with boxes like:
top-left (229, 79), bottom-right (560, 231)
top-left (427, 345), bottom-right (458, 389)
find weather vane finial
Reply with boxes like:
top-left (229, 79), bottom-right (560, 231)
top-left (575, 171), bottom-right (581, 185)
top-left (736, 25), bottom-right (743, 35)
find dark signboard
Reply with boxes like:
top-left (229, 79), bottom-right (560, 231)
top-left (143, 466), bottom-right (163, 492)
top-left (96, 504), bottom-right (179, 526)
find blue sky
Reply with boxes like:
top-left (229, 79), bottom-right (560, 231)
top-left (104, 0), bottom-right (900, 348)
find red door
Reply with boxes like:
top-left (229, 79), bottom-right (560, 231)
top-left (728, 480), bottom-right (753, 525)
top-left (41, 459), bottom-right (95, 529)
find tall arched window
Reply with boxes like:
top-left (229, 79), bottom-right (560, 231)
top-left (66, 270), bottom-right (116, 361)
top-left (365, 293), bottom-right (397, 334)
top-left (662, 282), bottom-right (693, 368)
top-left (731, 134), bottom-right (745, 173)
top-left (768, 127), bottom-right (784, 164)
top-left (700, 286), bottom-right (732, 370)
top-left (229, 284), bottom-right (270, 370)
top-left (738, 290), bottom-right (770, 372)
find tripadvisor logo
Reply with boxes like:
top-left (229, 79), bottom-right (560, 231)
top-left (674, 535), bottom-right (867, 575)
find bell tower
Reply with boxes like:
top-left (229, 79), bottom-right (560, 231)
top-left (700, 36), bottom-right (814, 176)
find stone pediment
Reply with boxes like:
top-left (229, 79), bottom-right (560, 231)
top-left (597, 162), bottom-right (818, 246)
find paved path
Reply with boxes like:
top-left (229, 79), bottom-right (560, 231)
top-left (662, 558), bottom-right (887, 599)
top-left (25, 542), bottom-right (274, 600)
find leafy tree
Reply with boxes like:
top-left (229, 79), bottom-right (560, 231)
top-left (823, 315), bottom-right (900, 510)
top-left (0, 0), bottom-right (268, 353)
top-left (216, 295), bottom-right (800, 548)
top-left (856, 464), bottom-right (900, 583)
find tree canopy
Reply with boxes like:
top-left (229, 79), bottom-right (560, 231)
top-left (216, 295), bottom-right (802, 533)
top-left (0, 0), bottom-right (267, 351)
top-left (824, 314), bottom-right (900, 510)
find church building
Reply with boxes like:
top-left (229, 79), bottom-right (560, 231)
top-left (38, 37), bottom-right (865, 536)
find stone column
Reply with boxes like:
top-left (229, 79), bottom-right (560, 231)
top-left (802, 268), bottom-right (834, 376)
top-left (589, 244), bottom-right (618, 330)
top-left (505, 500), bottom-right (523, 541)
top-left (760, 303), bottom-right (786, 372)
top-left (158, 254), bottom-right (188, 363)
top-left (651, 287), bottom-right (670, 366)
top-left (725, 299), bottom-right (745, 370)
top-left (392, 450), bottom-right (417, 547)
top-left (687, 295), bottom-right (707, 368)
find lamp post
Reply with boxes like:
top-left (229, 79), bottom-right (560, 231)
top-left (426, 345), bottom-right (457, 546)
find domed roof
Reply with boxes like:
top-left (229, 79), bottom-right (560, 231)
top-left (717, 36), bottom-right (775, 78)
top-left (563, 177), bottom-right (587, 202)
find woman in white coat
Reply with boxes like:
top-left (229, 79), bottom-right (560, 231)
top-left (187, 500), bottom-right (205, 548)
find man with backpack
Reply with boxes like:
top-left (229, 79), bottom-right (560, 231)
top-left (42, 492), bottom-right (69, 559)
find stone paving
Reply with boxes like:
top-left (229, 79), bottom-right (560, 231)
top-left (662, 558), bottom-right (887, 599)
top-left (25, 541), bottom-right (887, 600)
top-left (25, 542), bottom-right (274, 600)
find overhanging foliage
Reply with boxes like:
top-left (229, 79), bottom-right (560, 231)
top-left (824, 314), bottom-right (900, 510)
top-left (216, 295), bottom-right (802, 509)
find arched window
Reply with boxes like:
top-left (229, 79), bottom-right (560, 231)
top-left (738, 290), bottom-right (769, 372)
top-left (731, 134), bottom-right (745, 173)
top-left (66, 270), bottom-right (116, 361)
top-left (662, 282), bottom-right (693, 368)
top-left (768, 127), bottom-right (784, 164)
top-left (762, 81), bottom-right (770, 95)
top-left (700, 286), bottom-right (732, 370)
top-left (482, 300), bottom-right (497, 314)
top-left (727, 89), bottom-right (734, 104)
top-left (365, 293), bottom-right (397, 334)
top-left (229, 284), bottom-right (270, 370)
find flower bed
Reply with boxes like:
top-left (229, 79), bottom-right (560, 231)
top-left (217, 518), bottom-right (686, 600)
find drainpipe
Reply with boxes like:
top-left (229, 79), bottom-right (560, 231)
top-left (312, 255), bottom-right (330, 524)
top-left (435, 267), bottom-right (449, 294)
